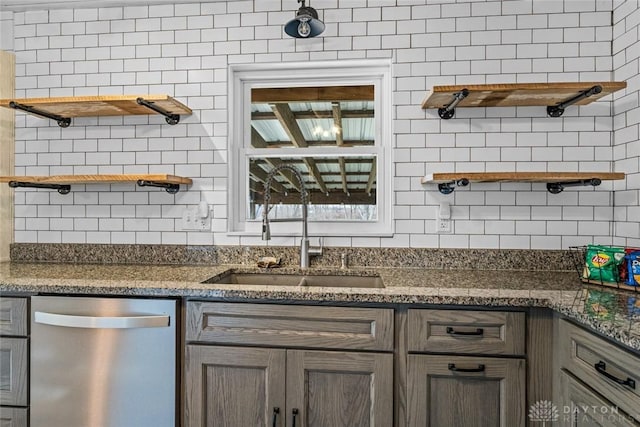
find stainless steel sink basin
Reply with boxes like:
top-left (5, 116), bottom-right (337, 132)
top-left (202, 271), bottom-right (384, 288)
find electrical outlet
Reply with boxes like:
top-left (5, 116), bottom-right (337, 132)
top-left (181, 207), bottom-right (210, 231)
top-left (437, 218), bottom-right (452, 233)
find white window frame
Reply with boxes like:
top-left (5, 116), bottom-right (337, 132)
top-left (228, 59), bottom-right (393, 237)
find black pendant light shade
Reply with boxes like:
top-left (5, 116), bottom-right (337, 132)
top-left (285, 0), bottom-right (325, 38)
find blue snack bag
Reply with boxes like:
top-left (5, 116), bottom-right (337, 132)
top-left (627, 251), bottom-right (640, 286)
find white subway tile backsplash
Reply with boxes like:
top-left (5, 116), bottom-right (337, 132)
top-left (5, 0), bottom-right (635, 249)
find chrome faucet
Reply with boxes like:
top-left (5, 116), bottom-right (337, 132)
top-left (262, 164), bottom-right (322, 269)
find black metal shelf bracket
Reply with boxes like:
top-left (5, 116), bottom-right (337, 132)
top-left (438, 178), bottom-right (469, 194)
top-left (8, 181), bottom-right (71, 194)
top-left (137, 179), bottom-right (181, 194)
top-left (438, 88), bottom-right (469, 120)
top-left (9, 101), bottom-right (71, 128)
top-left (136, 97), bottom-right (181, 125)
top-left (546, 178), bottom-right (602, 194)
top-left (546, 85), bottom-right (602, 118)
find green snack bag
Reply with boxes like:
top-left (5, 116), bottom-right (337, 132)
top-left (584, 245), bottom-right (625, 283)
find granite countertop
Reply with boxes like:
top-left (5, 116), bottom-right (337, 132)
top-left (1, 262), bottom-right (639, 352)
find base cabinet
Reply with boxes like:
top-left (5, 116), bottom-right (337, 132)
top-left (184, 301), bottom-right (395, 427)
top-left (406, 309), bottom-right (527, 427)
top-left (0, 297), bottom-right (28, 427)
top-left (407, 354), bottom-right (526, 427)
top-left (185, 345), bottom-right (392, 427)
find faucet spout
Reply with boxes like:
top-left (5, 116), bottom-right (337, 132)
top-left (262, 164), bottom-right (321, 268)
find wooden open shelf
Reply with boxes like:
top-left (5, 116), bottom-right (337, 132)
top-left (421, 172), bottom-right (625, 194)
top-left (0, 95), bottom-right (191, 126)
top-left (421, 82), bottom-right (627, 119)
top-left (0, 174), bottom-right (192, 194)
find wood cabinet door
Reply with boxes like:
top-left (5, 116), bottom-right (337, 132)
top-left (184, 345), bottom-right (286, 427)
top-left (559, 370), bottom-right (639, 427)
top-left (0, 337), bottom-right (27, 406)
top-left (0, 407), bottom-right (28, 427)
top-left (407, 354), bottom-right (526, 427)
top-left (286, 350), bottom-right (393, 427)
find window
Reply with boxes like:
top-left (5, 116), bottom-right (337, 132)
top-left (228, 60), bottom-right (392, 237)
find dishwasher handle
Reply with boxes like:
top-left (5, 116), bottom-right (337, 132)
top-left (34, 311), bottom-right (170, 329)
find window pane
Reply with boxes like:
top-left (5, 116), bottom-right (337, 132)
top-left (248, 156), bottom-right (377, 221)
top-left (250, 85), bottom-right (375, 149)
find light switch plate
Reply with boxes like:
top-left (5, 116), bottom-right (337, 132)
top-left (436, 203), bottom-right (452, 233)
top-left (181, 207), bottom-right (210, 231)
top-left (437, 218), bottom-right (452, 233)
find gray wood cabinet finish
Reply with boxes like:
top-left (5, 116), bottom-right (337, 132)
top-left (0, 407), bottom-right (28, 427)
top-left (184, 346), bottom-right (392, 427)
top-left (185, 302), bottom-right (394, 427)
top-left (407, 309), bottom-right (525, 355)
top-left (0, 297), bottom-right (28, 421)
top-left (559, 320), bottom-right (640, 422)
top-left (407, 354), bottom-right (526, 427)
top-left (287, 350), bottom-right (393, 427)
top-left (186, 302), bottom-right (394, 351)
top-left (184, 345), bottom-right (286, 427)
top-left (0, 298), bottom-right (27, 337)
top-left (528, 307), bottom-right (554, 427)
top-left (0, 337), bottom-right (27, 406)
top-left (559, 370), bottom-right (639, 427)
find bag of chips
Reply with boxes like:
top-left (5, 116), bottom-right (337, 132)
top-left (583, 245), bottom-right (626, 283)
top-left (626, 251), bottom-right (640, 286)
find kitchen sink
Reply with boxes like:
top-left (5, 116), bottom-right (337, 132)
top-left (202, 271), bottom-right (384, 288)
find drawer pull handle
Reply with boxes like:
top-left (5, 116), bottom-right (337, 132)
top-left (595, 361), bottom-right (636, 389)
top-left (446, 326), bottom-right (484, 336)
top-left (292, 408), bottom-right (298, 427)
top-left (448, 363), bottom-right (485, 373)
top-left (272, 407), bottom-right (279, 427)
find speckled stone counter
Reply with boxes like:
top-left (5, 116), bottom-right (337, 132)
top-left (1, 262), bottom-right (638, 352)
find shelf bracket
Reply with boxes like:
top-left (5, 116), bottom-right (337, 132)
top-left (546, 85), bottom-right (602, 118)
top-left (438, 88), bottom-right (469, 120)
top-left (8, 181), bottom-right (71, 194)
top-left (137, 179), bottom-right (181, 194)
top-left (136, 97), bottom-right (181, 125)
top-left (438, 178), bottom-right (469, 194)
top-left (9, 101), bottom-right (71, 128)
top-left (546, 178), bottom-right (602, 194)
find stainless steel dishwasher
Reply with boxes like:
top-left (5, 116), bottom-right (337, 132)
top-left (31, 295), bottom-right (177, 427)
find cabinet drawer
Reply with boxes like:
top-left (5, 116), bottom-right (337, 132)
top-left (407, 309), bottom-right (525, 355)
top-left (186, 302), bottom-right (394, 351)
top-left (0, 406), bottom-right (29, 427)
top-left (0, 337), bottom-right (28, 406)
top-left (559, 370), bottom-right (639, 427)
top-left (559, 319), bottom-right (640, 422)
top-left (0, 407), bottom-right (28, 427)
top-left (0, 298), bottom-right (28, 337)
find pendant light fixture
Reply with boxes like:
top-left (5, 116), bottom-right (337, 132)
top-left (284, 0), bottom-right (325, 38)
